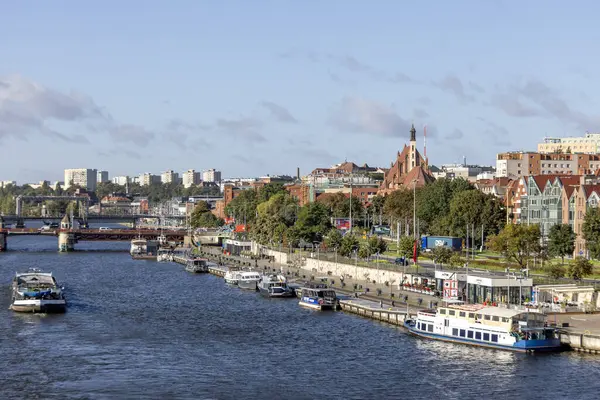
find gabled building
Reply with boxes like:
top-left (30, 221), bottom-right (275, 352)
top-left (572, 184), bottom-right (600, 257)
top-left (378, 124), bottom-right (434, 195)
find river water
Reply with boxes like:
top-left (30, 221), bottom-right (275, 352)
top-left (0, 236), bottom-right (599, 399)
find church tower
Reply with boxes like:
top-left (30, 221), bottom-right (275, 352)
top-left (409, 123), bottom-right (417, 169)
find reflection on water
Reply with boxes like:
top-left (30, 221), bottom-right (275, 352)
top-left (0, 237), bottom-right (599, 399)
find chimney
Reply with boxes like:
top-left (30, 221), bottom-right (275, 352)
top-left (463, 156), bottom-right (467, 167)
top-left (296, 167), bottom-right (300, 181)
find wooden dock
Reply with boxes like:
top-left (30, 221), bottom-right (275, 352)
top-left (338, 299), bottom-right (410, 327)
top-left (208, 265), bottom-right (227, 277)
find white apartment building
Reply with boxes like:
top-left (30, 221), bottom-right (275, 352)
top-left (64, 168), bottom-right (98, 191)
top-left (161, 170), bottom-right (180, 184)
top-left (202, 169), bottom-right (222, 183)
top-left (1, 180), bottom-right (17, 188)
top-left (538, 133), bottom-right (600, 154)
top-left (97, 170), bottom-right (109, 184)
top-left (139, 173), bottom-right (160, 186)
top-left (182, 169), bottom-right (201, 188)
top-left (112, 176), bottom-right (129, 185)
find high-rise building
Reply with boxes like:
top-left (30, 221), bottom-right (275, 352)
top-left (161, 170), bottom-right (180, 184)
top-left (112, 176), bottom-right (129, 186)
top-left (182, 169), bottom-right (201, 188)
top-left (0, 180), bottom-right (16, 188)
top-left (64, 168), bottom-right (98, 191)
top-left (538, 133), bottom-right (600, 154)
top-left (202, 169), bottom-right (222, 183)
top-left (139, 173), bottom-right (160, 186)
top-left (97, 170), bottom-right (109, 184)
top-left (495, 152), bottom-right (595, 178)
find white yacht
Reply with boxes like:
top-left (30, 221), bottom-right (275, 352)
top-left (157, 248), bottom-right (173, 262)
top-left (10, 269), bottom-right (66, 313)
top-left (299, 287), bottom-right (338, 310)
top-left (224, 268), bottom-right (242, 285)
top-left (237, 271), bottom-right (261, 290)
top-left (404, 303), bottom-right (563, 352)
top-left (257, 274), bottom-right (294, 298)
top-left (130, 238), bottom-right (147, 255)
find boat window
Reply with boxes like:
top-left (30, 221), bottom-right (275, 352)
top-left (439, 309), bottom-right (446, 315)
top-left (452, 328), bottom-right (458, 336)
top-left (483, 333), bottom-right (490, 341)
top-left (468, 313), bottom-right (475, 319)
top-left (459, 312), bottom-right (466, 317)
top-left (492, 316), bottom-right (500, 322)
top-left (484, 315), bottom-right (491, 321)
top-left (475, 332), bottom-right (482, 340)
top-left (476, 314), bottom-right (482, 320)
top-left (501, 317), bottom-right (509, 323)
top-left (459, 329), bottom-right (466, 337)
top-left (427, 324), bottom-right (433, 333)
top-left (418, 323), bottom-right (421, 330)
top-left (448, 310), bottom-right (456, 316)
top-left (467, 331), bottom-right (474, 339)
top-left (491, 334), bottom-right (498, 343)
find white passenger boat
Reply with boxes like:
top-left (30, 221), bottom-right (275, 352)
top-left (157, 248), bottom-right (173, 262)
top-left (224, 268), bottom-right (242, 285)
top-left (185, 258), bottom-right (208, 273)
top-left (130, 238), bottom-right (147, 255)
top-left (299, 287), bottom-right (338, 310)
top-left (10, 269), bottom-right (66, 313)
top-left (237, 271), bottom-right (261, 290)
top-left (404, 304), bottom-right (563, 352)
top-left (257, 274), bottom-right (295, 298)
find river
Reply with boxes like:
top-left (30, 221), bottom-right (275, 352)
top-left (0, 235), bottom-right (599, 399)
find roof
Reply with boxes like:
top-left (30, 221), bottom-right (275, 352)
top-left (447, 304), bottom-right (522, 318)
top-left (563, 185), bottom-right (577, 198)
top-left (402, 165), bottom-right (435, 187)
top-left (530, 174), bottom-right (580, 191)
top-left (582, 184), bottom-right (600, 199)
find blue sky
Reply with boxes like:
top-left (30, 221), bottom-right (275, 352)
top-left (1, 0), bottom-right (600, 183)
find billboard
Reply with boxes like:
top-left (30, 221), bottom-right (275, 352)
top-left (373, 225), bottom-right (391, 236)
top-left (333, 218), bottom-right (351, 231)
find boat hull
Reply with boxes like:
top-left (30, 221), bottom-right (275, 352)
top-left (404, 322), bottom-right (563, 352)
top-left (238, 280), bottom-right (259, 290)
top-left (10, 300), bottom-right (66, 313)
top-left (258, 287), bottom-right (295, 298)
top-left (224, 278), bottom-right (239, 285)
top-left (299, 300), bottom-right (336, 311)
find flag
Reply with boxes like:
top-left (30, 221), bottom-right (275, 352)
top-left (412, 240), bottom-right (418, 263)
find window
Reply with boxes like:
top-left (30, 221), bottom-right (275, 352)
top-left (501, 318), bottom-right (509, 323)
top-left (476, 314), bottom-right (483, 320)
top-left (491, 334), bottom-right (499, 343)
top-left (483, 333), bottom-right (490, 341)
top-left (460, 329), bottom-right (466, 337)
top-left (449, 310), bottom-right (456, 316)
top-left (468, 313), bottom-right (475, 319)
top-left (427, 324), bottom-right (433, 333)
top-left (459, 312), bottom-right (466, 317)
top-left (484, 315), bottom-right (491, 320)
top-left (439, 309), bottom-right (446, 315)
top-left (467, 331), bottom-right (474, 339)
top-left (475, 332), bottom-right (482, 340)
top-left (452, 328), bottom-right (459, 336)
top-left (492, 316), bottom-right (500, 322)
top-left (572, 293), bottom-right (579, 302)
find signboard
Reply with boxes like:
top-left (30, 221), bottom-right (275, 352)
top-left (224, 217), bottom-right (235, 225)
top-left (373, 225), bottom-right (391, 236)
top-left (234, 224), bottom-right (247, 233)
top-left (443, 279), bottom-right (458, 300)
top-left (333, 218), bottom-right (351, 231)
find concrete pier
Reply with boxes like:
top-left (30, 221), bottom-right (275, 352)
top-left (339, 299), bottom-right (409, 326)
top-left (58, 232), bottom-right (75, 252)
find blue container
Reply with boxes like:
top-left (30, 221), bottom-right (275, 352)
top-left (421, 236), bottom-right (462, 251)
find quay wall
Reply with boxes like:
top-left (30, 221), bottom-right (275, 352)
top-left (560, 331), bottom-right (600, 353)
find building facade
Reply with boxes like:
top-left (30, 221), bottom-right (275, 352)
top-left (64, 168), bottom-right (98, 191)
top-left (112, 176), bottom-right (129, 185)
top-left (1, 180), bottom-right (17, 188)
top-left (139, 173), bottom-right (160, 186)
top-left (182, 169), bottom-right (201, 188)
top-left (538, 133), bottom-right (600, 154)
top-left (97, 171), bottom-right (109, 184)
top-left (161, 170), bottom-right (180, 184)
top-left (202, 169), bottom-right (222, 183)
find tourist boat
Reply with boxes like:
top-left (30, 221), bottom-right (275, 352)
top-left (224, 267), bottom-right (242, 285)
top-left (185, 258), bottom-right (208, 273)
top-left (130, 238), bottom-right (147, 255)
top-left (404, 304), bottom-right (563, 352)
top-left (237, 271), bottom-right (261, 290)
top-left (257, 274), bottom-right (295, 298)
top-left (156, 247), bottom-right (173, 262)
top-left (299, 287), bottom-right (338, 310)
top-left (10, 269), bottom-right (66, 313)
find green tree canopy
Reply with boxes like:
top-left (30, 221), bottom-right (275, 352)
top-left (568, 257), bottom-right (593, 280)
top-left (190, 201), bottom-right (224, 228)
top-left (432, 246), bottom-right (453, 267)
top-left (294, 202), bottom-right (332, 244)
top-left (397, 236), bottom-right (419, 261)
top-left (487, 224), bottom-right (542, 269)
top-left (582, 207), bottom-right (600, 260)
top-left (324, 228), bottom-right (343, 250)
top-left (339, 233), bottom-right (360, 257)
top-left (547, 224), bottom-right (576, 264)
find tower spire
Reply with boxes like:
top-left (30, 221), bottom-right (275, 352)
top-left (410, 123), bottom-right (416, 142)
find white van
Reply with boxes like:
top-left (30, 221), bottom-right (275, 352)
top-left (99, 227), bottom-right (111, 231)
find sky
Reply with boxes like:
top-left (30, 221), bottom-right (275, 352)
top-left (2, 0), bottom-right (600, 183)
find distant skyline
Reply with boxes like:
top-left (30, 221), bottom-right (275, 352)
top-left (2, 1), bottom-right (600, 182)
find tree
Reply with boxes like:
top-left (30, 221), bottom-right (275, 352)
top-left (546, 262), bottom-right (566, 280)
top-left (339, 234), bottom-right (359, 257)
top-left (568, 257), bottom-right (594, 280)
top-left (416, 178), bottom-right (473, 235)
top-left (294, 202), bottom-right (332, 244)
top-left (447, 190), bottom-right (505, 241)
top-left (449, 253), bottom-right (464, 269)
top-left (383, 188), bottom-right (414, 222)
top-left (225, 189), bottom-right (258, 224)
top-left (432, 246), bottom-right (453, 267)
top-left (367, 235), bottom-right (387, 254)
top-left (191, 211), bottom-right (224, 228)
top-left (318, 192), bottom-right (363, 220)
top-left (324, 228), bottom-right (343, 250)
top-left (582, 207), bottom-right (600, 260)
top-left (251, 193), bottom-right (298, 244)
top-left (487, 224), bottom-right (542, 269)
top-left (547, 224), bottom-right (576, 264)
top-left (398, 236), bottom-right (419, 261)
top-left (358, 243), bottom-right (371, 260)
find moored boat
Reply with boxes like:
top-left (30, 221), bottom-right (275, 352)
top-left (185, 258), bottom-right (208, 273)
top-left (257, 274), bottom-right (295, 298)
top-left (237, 271), bottom-right (261, 290)
top-left (404, 304), bottom-right (563, 352)
top-left (224, 267), bottom-right (242, 285)
top-left (299, 287), bottom-right (338, 310)
top-left (157, 247), bottom-right (173, 262)
top-left (130, 238), bottom-right (147, 256)
top-left (10, 269), bottom-right (66, 313)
